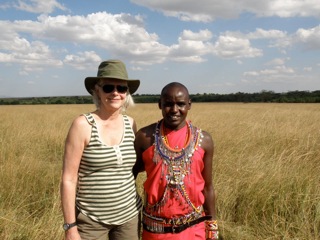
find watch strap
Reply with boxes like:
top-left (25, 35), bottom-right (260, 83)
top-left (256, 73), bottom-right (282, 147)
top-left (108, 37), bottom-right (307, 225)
top-left (63, 222), bottom-right (77, 231)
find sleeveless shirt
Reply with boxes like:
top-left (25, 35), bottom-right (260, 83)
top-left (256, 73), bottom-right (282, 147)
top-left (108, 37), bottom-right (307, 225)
top-left (142, 123), bottom-right (205, 218)
top-left (141, 122), bottom-right (206, 239)
top-left (76, 113), bottom-right (142, 225)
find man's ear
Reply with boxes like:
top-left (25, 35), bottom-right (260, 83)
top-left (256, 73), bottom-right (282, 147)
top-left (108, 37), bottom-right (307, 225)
top-left (188, 99), bottom-right (192, 110)
top-left (158, 99), bottom-right (161, 109)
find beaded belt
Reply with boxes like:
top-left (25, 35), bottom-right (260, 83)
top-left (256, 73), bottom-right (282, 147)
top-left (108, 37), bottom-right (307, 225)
top-left (143, 211), bottom-right (212, 234)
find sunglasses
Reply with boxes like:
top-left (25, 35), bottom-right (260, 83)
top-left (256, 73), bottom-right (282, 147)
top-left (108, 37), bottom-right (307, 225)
top-left (99, 84), bottom-right (128, 94)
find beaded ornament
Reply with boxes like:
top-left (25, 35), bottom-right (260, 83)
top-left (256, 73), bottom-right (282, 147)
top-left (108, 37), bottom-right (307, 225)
top-left (148, 120), bottom-right (204, 214)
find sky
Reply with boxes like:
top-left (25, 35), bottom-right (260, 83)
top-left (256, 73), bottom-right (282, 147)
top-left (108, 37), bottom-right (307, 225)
top-left (0, 0), bottom-right (319, 98)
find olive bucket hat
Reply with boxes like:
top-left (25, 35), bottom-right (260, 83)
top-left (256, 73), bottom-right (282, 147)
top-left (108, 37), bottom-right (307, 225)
top-left (84, 59), bottom-right (140, 95)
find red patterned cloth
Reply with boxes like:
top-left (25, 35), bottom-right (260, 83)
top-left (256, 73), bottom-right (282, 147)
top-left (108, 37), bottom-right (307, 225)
top-left (142, 124), bottom-right (206, 239)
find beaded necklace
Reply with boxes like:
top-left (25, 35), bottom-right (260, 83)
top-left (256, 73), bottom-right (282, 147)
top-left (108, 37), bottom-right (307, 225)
top-left (149, 119), bottom-right (203, 214)
top-left (153, 120), bottom-right (201, 163)
top-left (161, 122), bottom-right (191, 151)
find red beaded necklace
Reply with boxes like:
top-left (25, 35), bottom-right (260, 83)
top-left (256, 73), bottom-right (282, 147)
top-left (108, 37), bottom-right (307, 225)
top-left (160, 121), bottom-right (191, 152)
top-left (149, 119), bottom-right (204, 215)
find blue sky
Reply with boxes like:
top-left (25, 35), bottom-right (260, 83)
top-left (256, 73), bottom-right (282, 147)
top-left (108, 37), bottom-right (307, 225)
top-left (0, 0), bottom-right (319, 97)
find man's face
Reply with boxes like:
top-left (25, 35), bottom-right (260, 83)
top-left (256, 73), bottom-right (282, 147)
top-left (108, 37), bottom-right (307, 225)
top-left (159, 85), bottom-right (191, 130)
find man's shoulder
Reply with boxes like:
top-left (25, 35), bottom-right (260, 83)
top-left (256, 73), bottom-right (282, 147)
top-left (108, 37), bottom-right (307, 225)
top-left (190, 124), bottom-right (213, 143)
top-left (135, 122), bottom-right (157, 150)
top-left (138, 122), bottom-right (157, 133)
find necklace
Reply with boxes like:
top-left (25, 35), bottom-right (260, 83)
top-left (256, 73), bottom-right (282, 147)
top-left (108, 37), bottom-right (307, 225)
top-left (161, 122), bottom-right (191, 152)
top-left (149, 119), bottom-right (203, 214)
top-left (153, 120), bottom-right (200, 163)
top-left (161, 123), bottom-right (191, 150)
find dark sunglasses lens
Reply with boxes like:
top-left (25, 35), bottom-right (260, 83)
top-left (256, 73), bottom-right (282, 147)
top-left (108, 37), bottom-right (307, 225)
top-left (116, 85), bottom-right (128, 93)
top-left (102, 85), bottom-right (114, 93)
top-left (101, 85), bottom-right (128, 93)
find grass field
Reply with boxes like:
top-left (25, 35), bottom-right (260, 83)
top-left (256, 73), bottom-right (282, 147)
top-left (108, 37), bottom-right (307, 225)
top-left (0, 103), bottom-right (319, 240)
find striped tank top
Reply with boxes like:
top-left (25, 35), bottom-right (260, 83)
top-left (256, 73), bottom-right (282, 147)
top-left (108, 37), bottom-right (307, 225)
top-left (76, 113), bottom-right (142, 225)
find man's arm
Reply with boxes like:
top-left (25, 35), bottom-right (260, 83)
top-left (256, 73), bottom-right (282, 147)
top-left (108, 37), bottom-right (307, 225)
top-left (133, 123), bottom-right (157, 179)
top-left (201, 130), bottom-right (217, 220)
top-left (133, 129), bottom-right (146, 179)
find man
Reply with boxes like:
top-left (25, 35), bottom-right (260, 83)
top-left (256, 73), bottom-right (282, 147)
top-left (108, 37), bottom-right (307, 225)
top-left (133, 82), bottom-right (219, 240)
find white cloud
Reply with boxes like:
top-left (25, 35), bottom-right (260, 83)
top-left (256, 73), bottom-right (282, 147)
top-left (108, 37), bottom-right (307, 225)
top-left (0, 2), bottom-right (10, 10)
top-left (14, 0), bottom-right (66, 14)
top-left (213, 35), bottom-right (263, 59)
top-left (261, 65), bottom-right (294, 75)
top-left (131, 0), bottom-right (244, 22)
top-left (0, 52), bottom-right (14, 62)
top-left (2, 11), bottom-right (275, 66)
top-left (243, 65), bottom-right (296, 84)
top-left (0, 6), bottom-right (318, 77)
top-left (295, 25), bottom-right (320, 49)
top-left (64, 51), bottom-right (102, 70)
top-left (265, 58), bottom-right (289, 66)
top-left (0, 12), bottom-right (170, 66)
top-left (303, 67), bottom-right (312, 72)
top-left (246, 26), bottom-right (320, 51)
top-left (259, 0), bottom-right (320, 18)
top-left (131, 0), bottom-right (320, 22)
top-left (243, 71), bottom-right (259, 77)
top-left (0, 19), bottom-right (63, 74)
top-left (19, 71), bottom-right (29, 76)
top-left (131, 66), bottom-right (144, 71)
top-left (167, 29), bottom-right (213, 62)
top-left (0, 35), bottom-right (62, 70)
top-left (247, 28), bottom-right (287, 39)
top-left (222, 28), bottom-right (293, 53)
top-left (180, 29), bottom-right (212, 41)
top-left (35, 12), bottom-right (169, 64)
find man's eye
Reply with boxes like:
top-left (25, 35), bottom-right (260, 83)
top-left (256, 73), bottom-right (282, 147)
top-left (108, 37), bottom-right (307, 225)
top-left (164, 103), bottom-right (174, 107)
top-left (164, 103), bottom-right (186, 108)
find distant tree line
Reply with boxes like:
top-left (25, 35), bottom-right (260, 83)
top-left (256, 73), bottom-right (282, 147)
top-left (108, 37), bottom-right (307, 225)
top-left (190, 90), bottom-right (320, 103)
top-left (0, 90), bottom-right (320, 105)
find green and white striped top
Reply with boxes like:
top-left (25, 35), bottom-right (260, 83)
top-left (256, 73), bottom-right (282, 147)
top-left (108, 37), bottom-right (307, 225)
top-left (76, 113), bottom-right (142, 225)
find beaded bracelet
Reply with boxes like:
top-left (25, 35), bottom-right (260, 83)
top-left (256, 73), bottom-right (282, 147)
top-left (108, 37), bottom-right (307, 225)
top-left (205, 220), bottom-right (219, 240)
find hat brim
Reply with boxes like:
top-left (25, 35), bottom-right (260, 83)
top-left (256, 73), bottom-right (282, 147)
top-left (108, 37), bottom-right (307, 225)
top-left (85, 77), bottom-right (140, 95)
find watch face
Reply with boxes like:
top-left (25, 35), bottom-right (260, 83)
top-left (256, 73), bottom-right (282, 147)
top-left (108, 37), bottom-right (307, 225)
top-left (63, 223), bottom-right (69, 230)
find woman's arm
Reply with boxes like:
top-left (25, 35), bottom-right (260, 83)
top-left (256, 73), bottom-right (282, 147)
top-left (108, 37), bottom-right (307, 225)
top-left (60, 116), bottom-right (90, 239)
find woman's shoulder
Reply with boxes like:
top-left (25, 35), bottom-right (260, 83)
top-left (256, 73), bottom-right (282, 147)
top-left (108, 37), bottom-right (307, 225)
top-left (71, 114), bottom-right (92, 129)
top-left (65, 114), bottom-right (92, 145)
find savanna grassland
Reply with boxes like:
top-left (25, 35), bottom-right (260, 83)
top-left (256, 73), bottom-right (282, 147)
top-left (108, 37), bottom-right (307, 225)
top-left (0, 103), bottom-right (319, 240)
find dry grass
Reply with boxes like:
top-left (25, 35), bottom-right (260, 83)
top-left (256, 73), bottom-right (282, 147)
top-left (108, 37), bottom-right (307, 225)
top-left (0, 103), bottom-right (319, 240)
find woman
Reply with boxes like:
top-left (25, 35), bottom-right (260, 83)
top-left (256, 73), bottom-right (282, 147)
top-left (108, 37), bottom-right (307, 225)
top-left (61, 60), bottom-right (142, 240)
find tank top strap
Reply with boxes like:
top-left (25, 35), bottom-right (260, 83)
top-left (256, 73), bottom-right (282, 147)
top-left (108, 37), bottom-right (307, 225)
top-left (82, 113), bottom-right (96, 126)
top-left (122, 114), bottom-right (130, 126)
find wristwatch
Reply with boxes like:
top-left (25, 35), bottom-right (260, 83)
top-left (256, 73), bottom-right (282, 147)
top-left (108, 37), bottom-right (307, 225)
top-left (63, 222), bottom-right (77, 231)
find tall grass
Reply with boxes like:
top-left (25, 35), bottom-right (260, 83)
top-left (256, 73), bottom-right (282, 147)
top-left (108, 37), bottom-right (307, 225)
top-left (0, 103), bottom-right (319, 239)
top-left (0, 105), bottom-right (92, 239)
